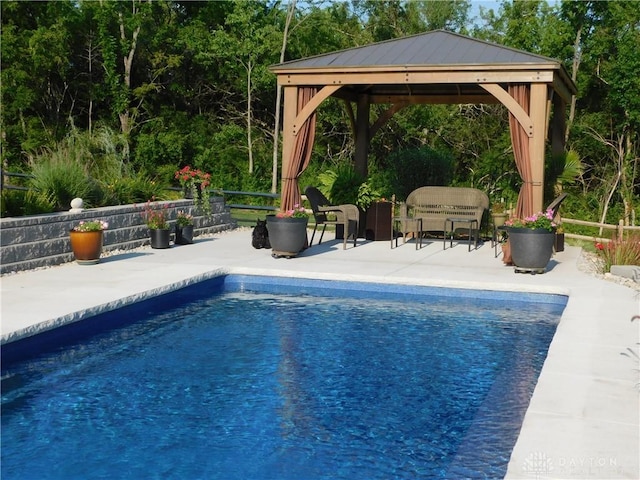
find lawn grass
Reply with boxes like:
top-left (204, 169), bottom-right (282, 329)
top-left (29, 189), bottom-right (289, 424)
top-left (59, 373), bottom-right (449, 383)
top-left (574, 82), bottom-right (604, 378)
top-left (231, 209), bottom-right (267, 227)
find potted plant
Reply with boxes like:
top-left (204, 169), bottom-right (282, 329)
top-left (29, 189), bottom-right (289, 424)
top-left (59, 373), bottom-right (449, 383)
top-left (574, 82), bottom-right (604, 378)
top-left (504, 209), bottom-right (557, 273)
top-left (69, 220), bottom-right (109, 264)
top-left (175, 166), bottom-right (212, 216)
top-left (143, 199), bottom-right (171, 249)
top-left (175, 210), bottom-right (194, 245)
top-left (266, 204), bottom-right (310, 258)
top-left (491, 200), bottom-right (508, 228)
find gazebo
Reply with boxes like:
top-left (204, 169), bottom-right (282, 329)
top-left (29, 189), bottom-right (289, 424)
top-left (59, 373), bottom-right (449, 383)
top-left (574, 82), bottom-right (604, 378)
top-left (269, 29), bottom-right (577, 217)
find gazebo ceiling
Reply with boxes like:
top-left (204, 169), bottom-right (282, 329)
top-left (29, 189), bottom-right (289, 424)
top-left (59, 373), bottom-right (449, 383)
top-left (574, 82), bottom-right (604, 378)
top-left (270, 30), bottom-right (577, 103)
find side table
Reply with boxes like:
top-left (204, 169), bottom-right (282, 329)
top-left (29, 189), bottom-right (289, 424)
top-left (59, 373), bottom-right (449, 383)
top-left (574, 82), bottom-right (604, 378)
top-left (444, 218), bottom-right (478, 251)
top-left (493, 225), bottom-right (508, 257)
top-left (391, 217), bottom-right (423, 249)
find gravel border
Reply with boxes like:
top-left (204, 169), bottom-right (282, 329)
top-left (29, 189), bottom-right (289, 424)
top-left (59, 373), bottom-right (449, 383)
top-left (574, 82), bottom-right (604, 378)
top-left (577, 250), bottom-right (640, 292)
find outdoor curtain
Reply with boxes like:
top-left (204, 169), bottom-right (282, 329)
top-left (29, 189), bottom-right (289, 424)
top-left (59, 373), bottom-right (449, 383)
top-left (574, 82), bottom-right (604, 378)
top-left (281, 87), bottom-right (318, 212)
top-left (508, 84), bottom-right (534, 218)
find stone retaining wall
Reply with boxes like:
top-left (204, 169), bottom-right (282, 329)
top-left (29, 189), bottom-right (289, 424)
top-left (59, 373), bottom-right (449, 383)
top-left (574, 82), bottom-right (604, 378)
top-left (0, 197), bottom-right (236, 274)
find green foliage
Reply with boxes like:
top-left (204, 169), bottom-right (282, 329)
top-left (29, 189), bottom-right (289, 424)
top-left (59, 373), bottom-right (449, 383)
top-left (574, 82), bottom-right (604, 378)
top-left (1, 0), bottom-right (637, 223)
top-left (29, 150), bottom-right (95, 211)
top-left (98, 170), bottom-right (167, 206)
top-left (1, 190), bottom-right (56, 217)
top-left (317, 163), bottom-right (362, 206)
top-left (133, 126), bottom-right (188, 171)
top-left (385, 146), bottom-right (455, 200)
top-left (356, 182), bottom-right (382, 210)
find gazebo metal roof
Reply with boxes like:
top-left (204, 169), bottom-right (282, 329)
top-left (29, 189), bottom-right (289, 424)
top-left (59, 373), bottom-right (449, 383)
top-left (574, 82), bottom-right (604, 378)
top-left (276, 29), bottom-right (562, 69)
top-left (271, 30), bottom-right (576, 104)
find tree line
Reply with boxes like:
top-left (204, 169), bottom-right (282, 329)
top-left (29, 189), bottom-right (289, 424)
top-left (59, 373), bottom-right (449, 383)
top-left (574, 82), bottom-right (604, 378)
top-left (1, 0), bottom-right (638, 225)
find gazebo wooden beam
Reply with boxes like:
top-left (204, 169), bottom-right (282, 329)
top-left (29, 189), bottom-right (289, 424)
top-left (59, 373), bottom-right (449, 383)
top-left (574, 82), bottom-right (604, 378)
top-left (368, 94), bottom-right (500, 104)
top-left (277, 70), bottom-right (556, 86)
top-left (480, 83), bottom-right (533, 137)
top-left (291, 85), bottom-right (342, 136)
top-left (333, 91), bottom-right (500, 105)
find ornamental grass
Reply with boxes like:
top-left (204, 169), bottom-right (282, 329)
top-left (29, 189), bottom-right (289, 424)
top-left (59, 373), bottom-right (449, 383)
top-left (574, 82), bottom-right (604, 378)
top-left (594, 233), bottom-right (640, 273)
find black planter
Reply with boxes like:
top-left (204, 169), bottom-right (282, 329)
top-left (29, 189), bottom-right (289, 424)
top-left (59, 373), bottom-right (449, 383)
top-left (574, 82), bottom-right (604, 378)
top-left (183, 184), bottom-right (203, 200)
top-left (175, 225), bottom-right (194, 245)
top-left (266, 215), bottom-right (308, 258)
top-left (555, 232), bottom-right (565, 252)
top-left (149, 228), bottom-right (171, 249)
top-left (507, 227), bottom-right (555, 273)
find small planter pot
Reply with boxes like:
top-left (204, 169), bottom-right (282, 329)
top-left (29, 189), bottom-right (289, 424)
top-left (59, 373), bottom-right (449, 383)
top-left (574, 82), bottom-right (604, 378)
top-left (69, 230), bottom-right (103, 265)
top-left (266, 215), bottom-right (308, 258)
top-left (183, 184), bottom-right (203, 200)
top-left (507, 227), bottom-right (555, 274)
top-left (149, 228), bottom-right (171, 249)
top-left (492, 213), bottom-right (508, 228)
top-left (175, 225), bottom-right (194, 245)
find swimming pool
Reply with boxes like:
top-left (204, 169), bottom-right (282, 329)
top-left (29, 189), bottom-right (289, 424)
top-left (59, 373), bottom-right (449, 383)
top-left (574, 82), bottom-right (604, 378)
top-left (1, 275), bottom-right (566, 479)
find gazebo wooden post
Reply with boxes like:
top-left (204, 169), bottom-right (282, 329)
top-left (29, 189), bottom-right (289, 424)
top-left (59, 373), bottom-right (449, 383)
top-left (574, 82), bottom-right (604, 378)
top-left (551, 95), bottom-right (566, 158)
top-left (280, 86), bottom-right (298, 208)
top-left (354, 94), bottom-right (370, 178)
top-left (529, 83), bottom-right (548, 213)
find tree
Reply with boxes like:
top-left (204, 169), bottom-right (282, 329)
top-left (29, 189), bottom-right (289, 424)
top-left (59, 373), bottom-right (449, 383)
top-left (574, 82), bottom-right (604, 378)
top-left (568, 1), bottom-right (639, 225)
top-left (271, 0), bottom-right (297, 193)
top-left (197, 1), bottom-right (283, 174)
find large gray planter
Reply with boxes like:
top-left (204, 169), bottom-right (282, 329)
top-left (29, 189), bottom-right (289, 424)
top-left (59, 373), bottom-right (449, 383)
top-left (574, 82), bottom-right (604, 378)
top-left (508, 227), bottom-right (555, 274)
top-left (266, 215), bottom-right (308, 258)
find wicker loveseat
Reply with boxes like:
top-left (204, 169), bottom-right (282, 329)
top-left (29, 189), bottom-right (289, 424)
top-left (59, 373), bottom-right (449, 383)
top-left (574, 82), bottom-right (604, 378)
top-left (398, 186), bottom-right (489, 247)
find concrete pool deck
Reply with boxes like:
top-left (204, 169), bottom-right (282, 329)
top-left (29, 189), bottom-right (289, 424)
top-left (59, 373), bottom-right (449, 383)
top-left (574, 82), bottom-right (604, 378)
top-left (2, 228), bottom-right (638, 479)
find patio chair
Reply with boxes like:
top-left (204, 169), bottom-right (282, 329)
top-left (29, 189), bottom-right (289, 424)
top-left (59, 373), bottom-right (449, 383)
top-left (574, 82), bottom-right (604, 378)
top-left (547, 192), bottom-right (568, 219)
top-left (304, 186), bottom-right (360, 250)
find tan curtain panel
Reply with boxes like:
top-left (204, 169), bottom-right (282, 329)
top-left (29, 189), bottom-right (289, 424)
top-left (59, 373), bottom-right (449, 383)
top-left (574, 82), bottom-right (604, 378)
top-left (281, 87), bottom-right (318, 212)
top-left (508, 84), bottom-right (534, 218)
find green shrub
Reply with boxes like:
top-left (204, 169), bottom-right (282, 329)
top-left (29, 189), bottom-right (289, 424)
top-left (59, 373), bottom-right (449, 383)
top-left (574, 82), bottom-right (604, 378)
top-left (30, 153), bottom-right (95, 211)
top-left (386, 146), bottom-right (454, 199)
top-left (99, 170), bottom-right (168, 205)
top-left (1, 189), bottom-right (56, 217)
top-left (318, 163), bottom-right (363, 205)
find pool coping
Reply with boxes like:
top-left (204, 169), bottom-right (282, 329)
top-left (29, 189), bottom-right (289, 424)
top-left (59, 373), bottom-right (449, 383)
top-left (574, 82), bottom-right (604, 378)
top-left (2, 267), bottom-right (571, 345)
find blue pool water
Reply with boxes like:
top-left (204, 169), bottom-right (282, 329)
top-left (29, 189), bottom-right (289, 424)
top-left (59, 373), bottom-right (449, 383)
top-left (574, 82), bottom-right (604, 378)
top-left (1, 275), bottom-right (566, 479)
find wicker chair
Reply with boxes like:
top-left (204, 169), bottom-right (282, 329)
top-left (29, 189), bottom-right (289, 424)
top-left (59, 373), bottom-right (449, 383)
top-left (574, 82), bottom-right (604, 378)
top-left (304, 186), bottom-right (359, 250)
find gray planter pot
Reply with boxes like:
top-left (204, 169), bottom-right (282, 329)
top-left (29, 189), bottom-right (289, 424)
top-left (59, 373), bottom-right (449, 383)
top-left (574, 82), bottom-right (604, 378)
top-left (507, 227), bottom-right (555, 273)
top-left (266, 215), bottom-right (308, 258)
top-left (149, 228), bottom-right (171, 249)
top-left (175, 225), bottom-right (194, 245)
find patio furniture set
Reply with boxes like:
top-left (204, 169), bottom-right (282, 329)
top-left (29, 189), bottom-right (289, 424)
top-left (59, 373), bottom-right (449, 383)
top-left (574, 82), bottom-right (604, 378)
top-left (305, 185), bottom-right (491, 251)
